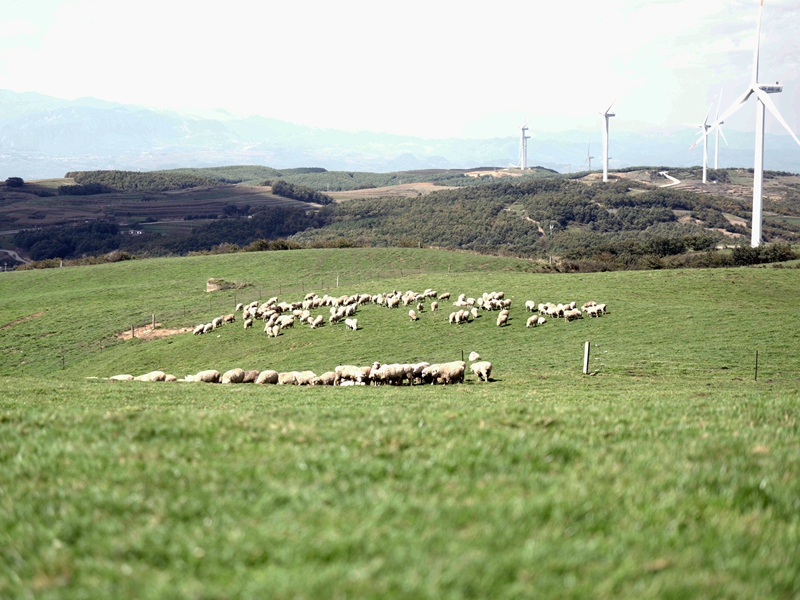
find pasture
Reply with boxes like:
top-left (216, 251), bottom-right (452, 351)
top-left (1, 248), bottom-right (799, 598)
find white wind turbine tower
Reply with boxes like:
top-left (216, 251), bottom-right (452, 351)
top-left (701, 0), bottom-right (800, 247)
top-left (519, 124), bottom-right (531, 170)
top-left (692, 96), bottom-right (716, 184)
top-left (600, 98), bottom-right (617, 182)
top-left (585, 140), bottom-right (594, 171)
top-left (713, 89), bottom-right (729, 170)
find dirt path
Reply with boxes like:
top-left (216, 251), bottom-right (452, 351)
top-left (0, 248), bottom-right (30, 264)
top-left (659, 171), bottom-right (681, 188)
top-left (117, 324), bottom-right (193, 341)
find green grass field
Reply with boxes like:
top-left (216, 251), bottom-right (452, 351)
top-left (1, 248), bottom-right (799, 598)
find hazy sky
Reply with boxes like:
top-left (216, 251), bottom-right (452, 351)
top-left (2, 0), bottom-right (799, 140)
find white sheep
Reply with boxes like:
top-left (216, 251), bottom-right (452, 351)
top-left (496, 311), bottom-right (509, 327)
top-left (221, 368), bottom-right (245, 384)
top-left (345, 318), bottom-right (358, 331)
top-left (185, 370), bottom-right (220, 383)
top-left (470, 361), bottom-right (492, 382)
top-left (409, 310), bottom-right (418, 321)
top-left (255, 370), bottom-right (279, 384)
top-left (468, 351), bottom-right (481, 362)
top-left (244, 318), bottom-right (253, 329)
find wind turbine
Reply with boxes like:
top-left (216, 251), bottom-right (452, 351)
top-left (600, 98), bottom-right (617, 182)
top-left (692, 96), bottom-right (716, 184)
top-left (700, 0), bottom-right (800, 247)
top-left (519, 123), bottom-right (531, 170)
top-left (585, 140), bottom-right (594, 171)
top-left (713, 89), bottom-right (729, 170)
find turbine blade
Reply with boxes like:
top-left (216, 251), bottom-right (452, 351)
top-left (752, 0), bottom-right (764, 84)
top-left (719, 126), bottom-right (729, 146)
top-left (715, 88), bottom-right (723, 120)
top-left (704, 96), bottom-right (716, 126)
top-left (604, 94), bottom-right (620, 114)
top-left (753, 87), bottom-right (800, 147)
top-left (713, 86), bottom-right (755, 129)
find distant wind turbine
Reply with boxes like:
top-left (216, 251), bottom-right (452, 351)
top-left (519, 123), bottom-right (531, 170)
top-left (600, 97), bottom-right (617, 182)
top-left (585, 140), bottom-right (594, 171)
top-left (692, 96), bottom-right (716, 184)
top-left (699, 0), bottom-right (800, 247)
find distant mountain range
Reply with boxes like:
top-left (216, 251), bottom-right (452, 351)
top-left (0, 89), bottom-right (798, 179)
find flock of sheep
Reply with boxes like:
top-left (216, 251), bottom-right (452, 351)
top-left (109, 351), bottom-right (492, 387)
top-left (188, 289), bottom-right (608, 341)
top-left (110, 287), bottom-right (608, 387)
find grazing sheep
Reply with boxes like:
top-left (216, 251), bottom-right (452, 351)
top-left (186, 369), bottom-right (220, 383)
top-left (468, 351), bottom-right (481, 362)
top-left (109, 374), bottom-right (134, 381)
top-left (203, 323), bottom-right (214, 334)
top-left (422, 361), bottom-right (466, 385)
top-left (564, 308), bottom-right (582, 322)
top-left (235, 303), bottom-right (244, 312)
top-left (312, 372), bottom-right (339, 386)
top-left (345, 318), bottom-right (358, 331)
top-left (212, 316), bottom-right (224, 329)
top-left (439, 292), bottom-right (451, 301)
top-left (242, 369), bottom-right (260, 383)
top-left (311, 315), bottom-right (324, 329)
top-left (525, 300), bottom-right (536, 312)
top-left (371, 362), bottom-right (408, 386)
top-left (335, 365), bottom-right (365, 385)
top-left (409, 310), bottom-right (418, 321)
top-left (294, 371), bottom-right (317, 386)
top-left (526, 315), bottom-right (546, 327)
top-left (496, 312), bottom-right (509, 327)
top-left (193, 324), bottom-right (205, 335)
top-left (430, 301), bottom-right (439, 312)
top-left (470, 361), bottom-right (492, 382)
top-left (134, 371), bottom-right (167, 382)
top-left (277, 371), bottom-right (299, 385)
top-left (244, 318), bottom-right (253, 329)
top-left (221, 368), bottom-right (246, 384)
top-left (223, 313), bottom-right (236, 323)
top-left (255, 370), bottom-right (279, 384)
top-left (470, 307), bottom-right (479, 319)
top-left (164, 374), bottom-right (178, 383)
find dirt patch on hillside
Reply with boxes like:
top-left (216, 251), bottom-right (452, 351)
top-left (330, 182), bottom-right (457, 202)
top-left (118, 323), bottom-right (193, 341)
top-left (1, 311), bottom-right (45, 330)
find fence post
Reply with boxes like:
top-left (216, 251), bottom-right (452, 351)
top-left (583, 341), bottom-right (590, 375)
top-left (152, 314), bottom-right (156, 329)
top-left (131, 324), bottom-right (135, 339)
top-left (754, 350), bottom-right (759, 381)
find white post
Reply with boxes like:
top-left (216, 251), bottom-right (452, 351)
top-left (751, 99), bottom-right (766, 247)
top-left (702, 127), bottom-right (708, 184)
top-left (336, 275), bottom-right (339, 288)
top-left (583, 341), bottom-right (590, 375)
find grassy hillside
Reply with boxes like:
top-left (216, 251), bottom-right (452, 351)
top-left (1, 249), bottom-right (799, 598)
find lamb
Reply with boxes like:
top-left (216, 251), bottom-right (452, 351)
top-left (312, 372), bottom-right (339, 386)
top-left (409, 310), bottom-right (418, 321)
top-left (221, 368), bottom-right (245, 384)
top-left (134, 371), bottom-right (167, 382)
top-left (345, 318), bottom-right (358, 331)
top-left (185, 370), bottom-right (220, 383)
top-left (468, 351), bottom-right (481, 362)
top-left (416, 302), bottom-right (424, 312)
top-left (470, 361), bottom-right (492, 382)
top-left (255, 370), bottom-right (279, 384)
